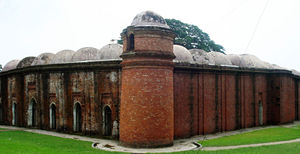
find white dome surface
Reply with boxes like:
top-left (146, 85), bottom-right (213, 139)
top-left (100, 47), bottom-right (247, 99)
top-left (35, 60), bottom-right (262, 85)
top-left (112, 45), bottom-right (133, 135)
top-left (189, 49), bottom-right (214, 65)
top-left (239, 54), bottom-right (269, 68)
top-left (17, 56), bottom-right (36, 68)
top-left (71, 47), bottom-right (101, 62)
top-left (227, 54), bottom-right (242, 66)
top-left (131, 11), bottom-right (170, 29)
top-left (51, 50), bottom-right (75, 64)
top-left (208, 52), bottom-right (232, 65)
top-left (173, 45), bottom-right (193, 63)
top-left (31, 53), bottom-right (55, 66)
top-left (268, 63), bottom-right (285, 69)
top-left (292, 69), bottom-right (300, 76)
top-left (2, 59), bottom-right (20, 71)
top-left (99, 44), bottom-right (123, 60)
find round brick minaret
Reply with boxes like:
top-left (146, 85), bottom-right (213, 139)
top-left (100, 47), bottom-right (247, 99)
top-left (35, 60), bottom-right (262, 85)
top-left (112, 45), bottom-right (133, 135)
top-left (120, 11), bottom-right (176, 148)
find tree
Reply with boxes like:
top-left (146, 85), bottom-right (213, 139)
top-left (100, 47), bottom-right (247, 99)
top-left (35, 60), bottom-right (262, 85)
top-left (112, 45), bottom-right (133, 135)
top-left (165, 19), bottom-right (224, 53)
top-left (0, 64), bottom-right (2, 72)
top-left (117, 19), bottom-right (225, 53)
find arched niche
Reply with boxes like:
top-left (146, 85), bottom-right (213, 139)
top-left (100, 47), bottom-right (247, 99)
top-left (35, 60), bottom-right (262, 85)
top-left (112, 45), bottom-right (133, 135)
top-left (103, 105), bottom-right (112, 136)
top-left (12, 102), bottom-right (17, 125)
top-left (49, 103), bottom-right (56, 129)
top-left (28, 98), bottom-right (37, 127)
top-left (73, 102), bottom-right (82, 132)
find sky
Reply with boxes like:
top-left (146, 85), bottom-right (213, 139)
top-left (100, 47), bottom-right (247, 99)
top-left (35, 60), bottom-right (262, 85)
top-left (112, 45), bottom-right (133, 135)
top-left (0, 0), bottom-right (299, 70)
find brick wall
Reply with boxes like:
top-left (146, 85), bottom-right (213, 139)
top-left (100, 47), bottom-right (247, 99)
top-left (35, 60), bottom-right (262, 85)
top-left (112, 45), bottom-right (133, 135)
top-left (174, 70), bottom-right (271, 139)
top-left (0, 61), bottom-right (299, 142)
top-left (120, 66), bottom-right (174, 147)
top-left (280, 75), bottom-right (295, 123)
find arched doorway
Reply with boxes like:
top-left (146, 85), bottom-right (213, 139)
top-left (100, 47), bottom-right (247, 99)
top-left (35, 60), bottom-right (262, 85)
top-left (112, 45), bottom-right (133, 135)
top-left (73, 103), bottom-right (82, 132)
top-left (103, 106), bottom-right (112, 136)
top-left (50, 103), bottom-right (56, 129)
top-left (28, 99), bottom-right (37, 127)
top-left (12, 103), bottom-right (17, 125)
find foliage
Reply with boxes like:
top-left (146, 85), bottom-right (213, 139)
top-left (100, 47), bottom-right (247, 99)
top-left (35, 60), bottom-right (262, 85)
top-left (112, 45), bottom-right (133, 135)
top-left (165, 19), bottom-right (224, 53)
top-left (199, 126), bottom-right (300, 147)
top-left (0, 64), bottom-right (2, 72)
top-left (117, 19), bottom-right (225, 53)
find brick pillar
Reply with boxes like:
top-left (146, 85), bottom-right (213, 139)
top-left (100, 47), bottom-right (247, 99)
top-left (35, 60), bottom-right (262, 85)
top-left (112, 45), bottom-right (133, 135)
top-left (119, 12), bottom-right (176, 148)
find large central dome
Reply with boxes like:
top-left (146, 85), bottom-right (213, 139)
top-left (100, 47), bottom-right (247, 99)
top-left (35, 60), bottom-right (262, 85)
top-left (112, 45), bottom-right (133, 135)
top-left (130, 11), bottom-right (170, 29)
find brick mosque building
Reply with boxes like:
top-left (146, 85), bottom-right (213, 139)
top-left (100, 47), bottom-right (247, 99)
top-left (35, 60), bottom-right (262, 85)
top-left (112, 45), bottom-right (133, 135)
top-left (0, 11), bottom-right (300, 148)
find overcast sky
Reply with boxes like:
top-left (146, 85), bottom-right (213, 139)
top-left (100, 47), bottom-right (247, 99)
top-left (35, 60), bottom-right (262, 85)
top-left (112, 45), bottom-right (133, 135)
top-left (0, 0), bottom-right (299, 70)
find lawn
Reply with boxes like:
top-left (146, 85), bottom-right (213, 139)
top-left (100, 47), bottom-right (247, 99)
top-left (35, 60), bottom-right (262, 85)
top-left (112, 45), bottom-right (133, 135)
top-left (0, 127), bottom-right (300, 154)
top-left (174, 142), bottom-right (300, 154)
top-left (199, 126), bottom-right (300, 147)
top-left (293, 124), bottom-right (300, 129)
top-left (0, 130), bottom-right (121, 154)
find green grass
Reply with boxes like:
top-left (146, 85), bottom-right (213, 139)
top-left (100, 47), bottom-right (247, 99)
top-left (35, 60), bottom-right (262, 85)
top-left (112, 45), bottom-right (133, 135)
top-left (173, 142), bottom-right (300, 154)
top-left (293, 125), bottom-right (300, 129)
top-left (199, 126), bottom-right (300, 147)
top-left (0, 130), bottom-right (121, 154)
top-left (1, 127), bottom-right (300, 154)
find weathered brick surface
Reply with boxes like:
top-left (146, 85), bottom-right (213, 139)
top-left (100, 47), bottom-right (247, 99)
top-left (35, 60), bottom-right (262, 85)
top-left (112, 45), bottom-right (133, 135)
top-left (203, 73), bottom-right (217, 134)
top-left (7, 76), bottom-right (16, 125)
top-left (254, 75), bottom-right (268, 126)
top-left (223, 74), bottom-right (236, 131)
top-left (280, 76), bottom-right (295, 123)
top-left (173, 71), bottom-right (273, 139)
top-left (70, 72), bottom-right (95, 133)
top-left (135, 36), bottom-right (173, 53)
top-left (120, 26), bottom-right (175, 147)
top-left (120, 66), bottom-right (174, 147)
top-left (0, 65), bottom-right (121, 137)
top-left (95, 70), bottom-right (120, 137)
top-left (267, 75), bottom-right (281, 124)
top-left (174, 72), bottom-right (197, 138)
top-left (24, 74), bottom-right (39, 127)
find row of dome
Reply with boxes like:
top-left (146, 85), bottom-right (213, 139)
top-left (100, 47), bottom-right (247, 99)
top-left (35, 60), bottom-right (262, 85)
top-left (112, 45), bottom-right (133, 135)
top-left (173, 45), bottom-right (283, 69)
top-left (2, 44), bottom-right (299, 76)
top-left (174, 45), bottom-right (300, 76)
top-left (2, 44), bottom-right (123, 72)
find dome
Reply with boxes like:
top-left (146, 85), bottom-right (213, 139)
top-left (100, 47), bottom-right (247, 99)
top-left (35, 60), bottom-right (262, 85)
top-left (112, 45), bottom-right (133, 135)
top-left (2, 59), bottom-right (20, 72)
top-left (51, 50), bottom-right (75, 64)
top-left (208, 52), bottom-right (232, 65)
top-left (239, 54), bottom-right (269, 68)
top-left (268, 63), bottom-right (285, 69)
top-left (71, 47), bottom-right (101, 62)
top-left (227, 54), bottom-right (242, 66)
top-left (292, 69), bottom-right (300, 76)
top-left (99, 44), bottom-right (123, 60)
top-left (131, 11), bottom-right (170, 29)
top-left (17, 56), bottom-right (36, 68)
top-left (189, 49), bottom-right (214, 64)
top-left (31, 53), bottom-right (55, 66)
top-left (173, 45), bottom-right (193, 63)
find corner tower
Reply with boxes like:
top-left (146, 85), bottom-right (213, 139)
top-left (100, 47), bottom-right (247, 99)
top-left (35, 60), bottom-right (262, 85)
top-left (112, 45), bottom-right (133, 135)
top-left (120, 11), bottom-right (176, 148)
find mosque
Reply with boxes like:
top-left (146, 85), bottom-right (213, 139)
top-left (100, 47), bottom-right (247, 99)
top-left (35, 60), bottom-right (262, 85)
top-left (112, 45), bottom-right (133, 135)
top-left (0, 11), bottom-right (299, 148)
